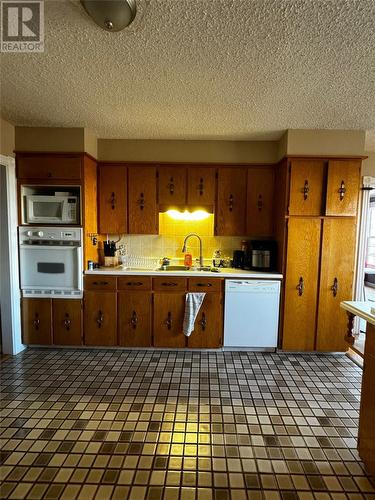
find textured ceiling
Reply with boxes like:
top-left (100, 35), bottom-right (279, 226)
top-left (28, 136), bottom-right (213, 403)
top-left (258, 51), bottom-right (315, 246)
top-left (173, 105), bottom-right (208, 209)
top-left (1, 0), bottom-right (375, 143)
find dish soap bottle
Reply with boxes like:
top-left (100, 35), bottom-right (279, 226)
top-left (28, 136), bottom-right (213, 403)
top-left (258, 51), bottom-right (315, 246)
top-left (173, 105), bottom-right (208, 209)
top-left (184, 253), bottom-right (193, 267)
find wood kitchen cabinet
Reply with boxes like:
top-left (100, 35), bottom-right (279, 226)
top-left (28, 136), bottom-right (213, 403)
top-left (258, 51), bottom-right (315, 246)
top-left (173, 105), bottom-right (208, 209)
top-left (187, 292), bottom-right (222, 348)
top-left (128, 166), bottom-right (158, 234)
top-left (216, 167), bottom-right (247, 236)
top-left (84, 291), bottom-right (117, 346)
top-left (282, 218), bottom-right (321, 351)
top-left (17, 153), bottom-right (82, 180)
top-left (288, 159), bottom-right (325, 216)
top-left (52, 299), bottom-right (82, 346)
top-left (187, 167), bottom-right (216, 207)
top-left (98, 164), bottom-right (127, 234)
top-left (246, 167), bottom-right (275, 236)
top-left (21, 298), bottom-right (52, 345)
top-left (118, 292), bottom-right (152, 347)
top-left (325, 159), bottom-right (361, 216)
top-left (158, 165), bottom-right (186, 206)
top-left (316, 218), bottom-right (356, 351)
top-left (153, 292), bottom-right (186, 348)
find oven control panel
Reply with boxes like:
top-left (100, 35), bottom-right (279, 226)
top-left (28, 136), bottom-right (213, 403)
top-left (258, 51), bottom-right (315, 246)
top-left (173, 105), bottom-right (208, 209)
top-left (19, 226), bottom-right (82, 244)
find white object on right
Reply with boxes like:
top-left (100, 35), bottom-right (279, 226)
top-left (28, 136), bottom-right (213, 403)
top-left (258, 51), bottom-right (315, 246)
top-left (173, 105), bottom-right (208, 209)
top-left (224, 280), bottom-right (281, 349)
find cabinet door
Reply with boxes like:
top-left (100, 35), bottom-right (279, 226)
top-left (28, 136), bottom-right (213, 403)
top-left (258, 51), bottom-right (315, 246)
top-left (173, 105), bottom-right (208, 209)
top-left (282, 218), bottom-right (321, 351)
top-left (216, 168), bottom-right (247, 236)
top-left (84, 291), bottom-right (117, 346)
top-left (247, 167), bottom-right (275, 236)
top-left (187, 293), bottom-right (222, 348)
top-left (158, 166), bottom-right (186, 206)
top-left (98, 164), bottom-right (127, 234)
top-left (128, 166), bottom-right (158, 234)
top-left (187, 167), bottom-right (216, 206)
top-left (53, 299), bottom-right (82, 346)
top-left (316, 219), bottom-right (356, 351)
top-left (288, 160), bottom-right (325, 216)
top-left (325, 160), bottom-right (361, 216)
top-left (118, 292), bottom-right (152, 347)
top-left (17, 154), bottom-right (82, 180)
top-left (22, 299), bottom-right (52, 345)
top-left (153, 293), bottom-right (186, 347)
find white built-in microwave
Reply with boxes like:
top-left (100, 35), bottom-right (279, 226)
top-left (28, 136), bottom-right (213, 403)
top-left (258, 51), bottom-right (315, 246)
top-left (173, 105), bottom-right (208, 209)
top-left (25, 194), bottom-right (79, 224)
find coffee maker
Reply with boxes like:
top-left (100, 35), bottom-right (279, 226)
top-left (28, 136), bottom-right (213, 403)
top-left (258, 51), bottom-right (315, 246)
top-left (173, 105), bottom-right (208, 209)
top-left (244, 240), bottom-right (277, 271)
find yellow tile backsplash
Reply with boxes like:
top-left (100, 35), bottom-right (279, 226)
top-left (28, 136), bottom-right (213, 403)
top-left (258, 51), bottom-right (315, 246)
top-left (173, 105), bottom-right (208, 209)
top-left (113, 212), bottom-right (247, 265)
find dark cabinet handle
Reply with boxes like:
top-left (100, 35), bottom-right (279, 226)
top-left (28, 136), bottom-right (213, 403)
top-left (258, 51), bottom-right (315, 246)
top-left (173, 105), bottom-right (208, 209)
top-left (139, 193), bottom-right (145, 210)
top-left (96, 310), bottom-right (104, 328)
top-left (339, 180), bottom-right (346, 200)
top-left (228, 194), bottom-right (234, 212)
top-left (47, 171), bottom-right (52, 178)
top-left (331, 277), bottom-right (338, 297)
top-left (33, 314), bottom-right (40, 330)
top-left (130, 310), bottom-right (138, 329)
top-left (110, 192), bottom-right (116, 210)
top-left (92, 281), bottom-right (109, 286)
top-left (195, 283), bottom-right (212, 287)
top-left (303, 180), bottom-right (309, 200)
top-left (199, 312), bottom-right (207, 331)
top-left (161, 282), bottom-right (177, 287)
top-left (63, 313), bottom-right (71, 331)
top-left (126, 281), bottom-right (143, 287)
top-left (257, 194), bottom-right (263, 211)
top-left (296, 277), bottom-right (304, 296)
top-left (168, 177), bottom-right (175, 195)
top-left (198, 177), bottom-right (204, 196)
top-left (165, 312), bottom-right (172, 330)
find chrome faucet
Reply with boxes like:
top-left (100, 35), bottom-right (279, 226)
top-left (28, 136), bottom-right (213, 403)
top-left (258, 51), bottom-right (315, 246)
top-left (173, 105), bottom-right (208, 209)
top-left (182, 233), bottom-right (204, 267)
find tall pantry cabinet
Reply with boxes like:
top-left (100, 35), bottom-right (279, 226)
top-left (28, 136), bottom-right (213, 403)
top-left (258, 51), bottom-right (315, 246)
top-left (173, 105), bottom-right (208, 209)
top-left (279, 158), bottom-right (361, 352)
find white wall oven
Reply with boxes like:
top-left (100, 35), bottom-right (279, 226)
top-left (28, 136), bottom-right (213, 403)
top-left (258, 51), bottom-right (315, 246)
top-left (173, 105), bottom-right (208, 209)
top-left (19, 227), bottom-right (83, 298)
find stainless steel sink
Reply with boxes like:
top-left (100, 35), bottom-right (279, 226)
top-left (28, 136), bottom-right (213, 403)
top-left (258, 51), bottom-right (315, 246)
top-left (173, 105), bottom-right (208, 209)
top-left (158, 265), bottom-right (214, 272)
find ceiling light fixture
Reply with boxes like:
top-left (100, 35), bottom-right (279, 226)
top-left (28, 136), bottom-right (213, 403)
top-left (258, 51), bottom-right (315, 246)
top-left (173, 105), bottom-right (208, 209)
top-left (81, 0), bottom-right (136, 32)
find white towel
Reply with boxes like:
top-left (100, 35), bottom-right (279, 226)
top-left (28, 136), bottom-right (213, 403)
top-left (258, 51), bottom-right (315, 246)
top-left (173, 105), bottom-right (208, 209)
top-left (183, 292), bottom-right (206, 337)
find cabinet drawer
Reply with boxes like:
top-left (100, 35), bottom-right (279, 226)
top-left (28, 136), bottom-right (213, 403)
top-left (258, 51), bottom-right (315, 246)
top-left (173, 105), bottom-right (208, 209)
top-left (118, 276), bottom-right (152, 290)
top-left (188, 278), bottom-right (222, 292)
top-left (153, 277), bottom-right (187, 291)
top-left (17, 155), bottom-right (82, 180)
top-left (84, 275), bottom-right (117, 290)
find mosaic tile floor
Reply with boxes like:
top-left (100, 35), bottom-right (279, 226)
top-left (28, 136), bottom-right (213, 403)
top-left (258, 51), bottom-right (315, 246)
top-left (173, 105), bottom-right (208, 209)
top-left (1, 349), bottom-right (374, 500)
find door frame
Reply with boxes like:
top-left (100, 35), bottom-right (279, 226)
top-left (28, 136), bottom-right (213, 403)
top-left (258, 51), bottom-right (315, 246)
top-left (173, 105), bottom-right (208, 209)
top-left (0, 155), bottom-right (24, 355)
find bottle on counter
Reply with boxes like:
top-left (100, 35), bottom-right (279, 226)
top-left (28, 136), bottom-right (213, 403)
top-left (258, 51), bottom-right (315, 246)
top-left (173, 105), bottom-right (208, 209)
top-left (184, 253), bottom-right (193, 267)
top-left (213, 249), bottom-right (221, 268)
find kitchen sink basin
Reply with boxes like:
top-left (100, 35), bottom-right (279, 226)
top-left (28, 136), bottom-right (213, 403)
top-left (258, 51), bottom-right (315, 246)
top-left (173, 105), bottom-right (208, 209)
top-left (158, 265), bottom-right (216, 272)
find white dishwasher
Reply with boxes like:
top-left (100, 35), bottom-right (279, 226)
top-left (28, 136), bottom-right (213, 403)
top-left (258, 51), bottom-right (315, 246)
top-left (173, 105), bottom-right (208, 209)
top-left (224, 280), bottom-right (281, 349)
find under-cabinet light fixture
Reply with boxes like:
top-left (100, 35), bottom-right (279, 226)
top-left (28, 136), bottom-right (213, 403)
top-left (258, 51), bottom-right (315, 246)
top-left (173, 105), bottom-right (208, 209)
top-left (166, 210), bottom-right (210, 221)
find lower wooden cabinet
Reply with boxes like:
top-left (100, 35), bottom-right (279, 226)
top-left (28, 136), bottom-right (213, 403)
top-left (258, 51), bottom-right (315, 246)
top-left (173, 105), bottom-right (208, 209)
top-left (84, 291), bottom-right (117, 346)
top-left (153, 292), bottom-right (186, 348)
top-left (22, 298), bottom-right (82, 346)
top-left (187, 292), bottom-right (222, 348)
top-left (53, 299), bottom-right (82, 346)
top-left (118, 291), bottom-right (152, 347)
top-left (22, 298), bottom-right (52, 345)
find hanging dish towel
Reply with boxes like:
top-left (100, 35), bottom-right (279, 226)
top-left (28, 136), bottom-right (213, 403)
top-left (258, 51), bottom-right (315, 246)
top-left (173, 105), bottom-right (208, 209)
top-left (183, 292), bottom-right (206, 337)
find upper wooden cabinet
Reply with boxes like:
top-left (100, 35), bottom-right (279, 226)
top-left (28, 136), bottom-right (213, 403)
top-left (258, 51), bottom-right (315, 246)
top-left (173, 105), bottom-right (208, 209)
top-left (216, 167), bottom-right (247, 236)
top-left (246, 167), bottom-right (275, 236)
top-left (158, 166), bottom-right (186, 206)
top-left (98, 164), bottom-right (127, 234)
top-left (282, 218), bottom-right (321, 351)
top-left (325, 160), bottom-right (361, 216)
top-left (316, 218), bottom-right (356, 352)
top-left (17, 153), bottom-right (82, 180)
top-left (128, 166), bottom-right (158, 234)
top-left (288, 159), bottom-right (325, 216)
top-left (187, 167), bottom-right (216, 207)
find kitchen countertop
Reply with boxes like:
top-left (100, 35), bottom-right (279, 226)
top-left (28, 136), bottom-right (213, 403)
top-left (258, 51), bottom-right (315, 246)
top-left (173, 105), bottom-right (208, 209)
top-left (85, 267), bottom-right (283, 279)
top-left (341, 301), bottom-right (375, 326)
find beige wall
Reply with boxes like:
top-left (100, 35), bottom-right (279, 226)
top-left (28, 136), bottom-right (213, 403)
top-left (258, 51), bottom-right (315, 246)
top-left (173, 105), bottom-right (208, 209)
top-left (0, 118), bottom-right (15, 157)
top-left (362, 152), bottom-right (375, 177)
top-left (84, 129), bottom-right (98, 158)
top-left (15, 126), bottom-right (85, 152)
top-left (286, 129), bottom-right (366, 156)
top-left (98, 139), bottom-right (279, 163)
